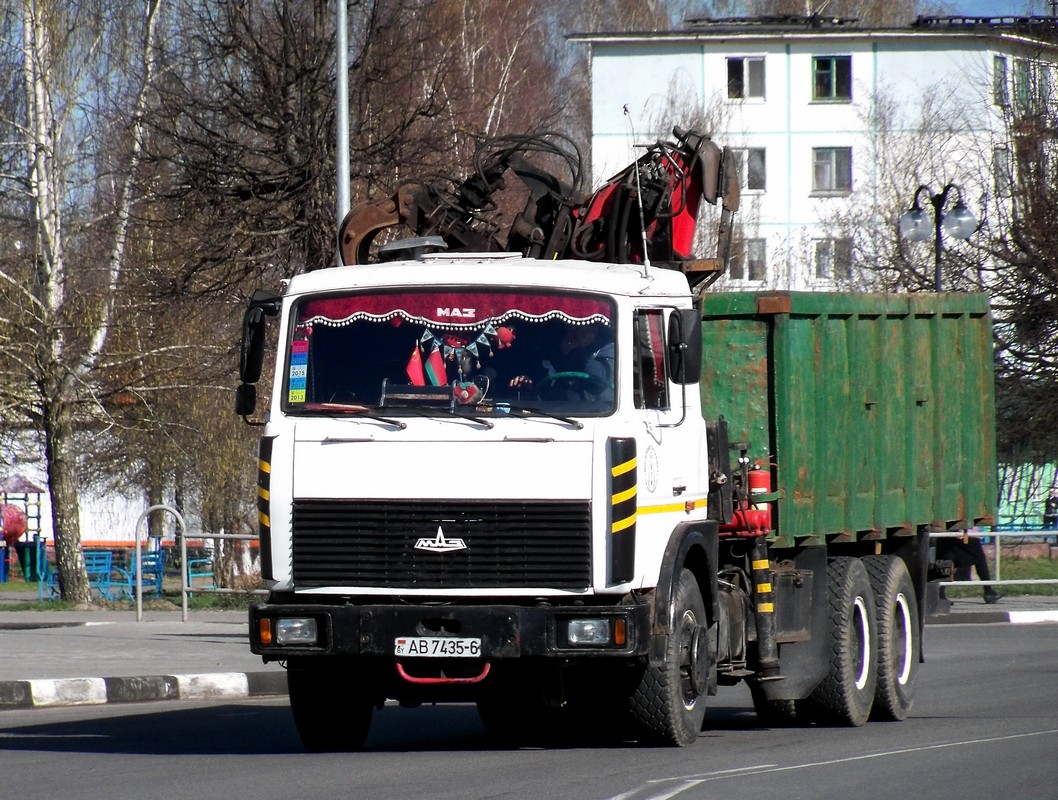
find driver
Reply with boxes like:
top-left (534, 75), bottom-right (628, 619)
top-left (508, 323), bottom-right (613, 401)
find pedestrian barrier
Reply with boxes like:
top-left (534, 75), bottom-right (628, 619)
top-left (932, 528), bottom-right (1058, 591)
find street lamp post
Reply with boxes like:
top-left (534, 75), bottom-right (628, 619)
top-left (898, 183), bottom-right (978, 291)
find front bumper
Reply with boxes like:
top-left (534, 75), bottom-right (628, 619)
top-left (249, 600), bottom-right (652, 661)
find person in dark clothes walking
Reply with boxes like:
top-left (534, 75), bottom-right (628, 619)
top-left (935, 533), bottom-right (1002, 604)
top-left (1043, 490), bottom-right (1058, 531)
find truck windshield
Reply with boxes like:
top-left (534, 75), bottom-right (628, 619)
top-left (283, 288), bottom-right (616, 417)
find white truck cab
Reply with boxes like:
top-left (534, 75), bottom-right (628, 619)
top-left (242, 252), bottom-right (720, 749)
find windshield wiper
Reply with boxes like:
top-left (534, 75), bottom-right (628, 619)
top-left (382, 402), bottom-right (494, 430)
top-left (497, 403), bottom-right (584, 430)
top-left (300, 402), bottom-right (407, 429)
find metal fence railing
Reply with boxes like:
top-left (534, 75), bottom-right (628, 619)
top-left (132, 505), bottom-right (266, 622)
top-left (931, 529), bottom-right (1058, 590)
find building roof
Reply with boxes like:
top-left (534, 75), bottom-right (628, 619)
top-left (0, 475), bottom-right (45, 494)
top-left (572, 14), bottom-right (1058, 47)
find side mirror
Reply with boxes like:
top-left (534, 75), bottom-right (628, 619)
top-left (238, 289), bottom-right (281, 384)
top-left (667, 309), bottom-right (702, 385)
top-left (235, 383), bottom-right (257, 417)
top-left (239, 307), bottom-right (268, 384)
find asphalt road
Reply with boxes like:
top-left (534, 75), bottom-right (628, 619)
top-left (0, 621), bottom-right (1055, 800)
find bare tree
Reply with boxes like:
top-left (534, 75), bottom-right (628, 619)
top-left (0, 0), bottom-right (164, 603)
top-left (975, 47), bottom-right (1058, 474)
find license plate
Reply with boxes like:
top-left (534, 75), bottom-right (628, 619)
top-left (394, 636), bottom-right (482, 658)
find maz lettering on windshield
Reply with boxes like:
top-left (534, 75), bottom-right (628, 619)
top-left (436, 307), bottom-right (477, 319)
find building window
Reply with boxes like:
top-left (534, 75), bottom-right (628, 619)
top-left (812, 147), bottom-right (852, 193)
top-left (993, 146), bottom-right (1013, 198)
top-left (730, 238), bottom-right (767, 282)
top-left (814, 238), bottom-right (853, 281)
top-left (812, 55), bottom-right (852, 101)
top-left (1014, 58), bottom-right (1033, 114)
top-left (733, 147), bottom-right (767, 191)
top-left (994, 55), bottom-right (1009, 107)
top-left (728, 56), bottom-right (765, 99)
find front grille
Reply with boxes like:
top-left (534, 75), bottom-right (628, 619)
top-left (292, 499), bottom-right (592, 590)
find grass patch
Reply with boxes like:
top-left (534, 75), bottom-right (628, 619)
top-left (0, 571), bottom-right (263, 611)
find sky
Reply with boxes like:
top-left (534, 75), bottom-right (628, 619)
top-left (949, 0), bottom-right (1051, 14)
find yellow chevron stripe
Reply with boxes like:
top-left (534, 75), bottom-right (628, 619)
top-left (259, 460), bottom-right (271, 474)
top-left (758, 602), bottom-right (774, 613)
top-left (257, 486), bottom-right (269, 501)
top-left (258, 512), bottom-right (270, 527)
top-left (611, 513), bottom-right (637, 533)
top-left (612, 485), bottom-right (637, 505)
top-left (751, 559), bottom-right (770, 570)
top-left (611, 458), bottom-right (636, 477)
top-left (756, 582), bottom-right (772, 593)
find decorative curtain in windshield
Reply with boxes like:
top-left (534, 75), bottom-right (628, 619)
top-left (286, 289), bottom-right (616, 414)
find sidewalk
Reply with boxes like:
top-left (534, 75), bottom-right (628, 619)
top-left (925, 591), bottom-right (1058, 625)
top-left (0, 588), bottom-right (285, 709)
top-left (1, 587), bottom-right (1056, 711)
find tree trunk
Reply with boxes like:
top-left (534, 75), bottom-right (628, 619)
top-left (42, 383), bottom-right (91, 605)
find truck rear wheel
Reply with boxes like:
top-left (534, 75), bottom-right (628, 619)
top-left (864, 554), bottom-right (920, 721)
top-left (809, 557), bottom-right (877, 726)
top-left (287, 665), bottom-right (373, 752)
top-left (629, 568), bottom-right (708, 745)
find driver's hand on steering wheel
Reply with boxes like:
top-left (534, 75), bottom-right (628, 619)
top-left (509, 375), bottom-right (533, 389)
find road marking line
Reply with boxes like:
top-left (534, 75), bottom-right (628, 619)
top-left (604, 730), bottom-right (1058, 800)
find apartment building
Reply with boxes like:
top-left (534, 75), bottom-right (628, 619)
top-left (575, 15), bottom-right (1058, 290)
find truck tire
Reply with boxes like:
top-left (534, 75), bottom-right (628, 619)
top-left (629, 568), bottom-right (708, 745)
top-left (864, 554), bottom-right (920, 721)
top-left (808, 557), bottom-right (878, 726)
top-left (287, 665), bottom-right (373, 752)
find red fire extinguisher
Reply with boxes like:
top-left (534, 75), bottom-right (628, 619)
top-left (719, 458), bottom-right (774, 536)
top-left (748, 460), bottom-right (772, 532)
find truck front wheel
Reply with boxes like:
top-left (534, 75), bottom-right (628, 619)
top-left (629, 568), bottom-right (709, 745)
top-left (287, 663), bottom-right (373, 752)
top-left (809, 557), bottom-right (878, 726)
top-left (864, 554), bottom-right (920, 721)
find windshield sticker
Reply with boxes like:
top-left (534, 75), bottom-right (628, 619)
top-left (288, 338), bottom-right (308, 403)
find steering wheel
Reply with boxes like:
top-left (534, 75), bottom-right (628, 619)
top-left (536, 371), bottom-right (609, 402)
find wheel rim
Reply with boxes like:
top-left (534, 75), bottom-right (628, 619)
top-left (851, 595), bottom-right (872, 691)
top-left (893, 591), bottom-right (914, 685)
top-left (678, 608), bottom-right (702, 709)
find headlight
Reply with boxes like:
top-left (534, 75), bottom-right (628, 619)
top-left (567, 618), bottom-right (611, 645)
top-left (275, 617), bottom-right (318, 645)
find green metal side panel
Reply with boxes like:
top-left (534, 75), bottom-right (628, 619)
top-left (699, 291), bottom-right (997, 545)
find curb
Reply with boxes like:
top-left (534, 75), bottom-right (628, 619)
top-left (0, 670), bottom-right (287, 709)
top-left (927, 609), bottom-right (1058, 625)
top-left (3, 609), bottom-right (1056, 711)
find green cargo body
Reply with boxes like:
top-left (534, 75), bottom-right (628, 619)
top-left (699, 291), bottom-right (997, 547)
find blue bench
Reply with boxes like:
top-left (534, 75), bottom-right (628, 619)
top-left (117, 550), bottom-right (166, 597)
top-left (47, 550), bottom-right (116, 600)
top-left (187, 556), bottom-right (215, 590)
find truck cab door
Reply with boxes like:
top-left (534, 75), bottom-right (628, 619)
top-left (631, 308), bottom-right (706, 507)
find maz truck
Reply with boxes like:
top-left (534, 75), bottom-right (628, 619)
top-left (235, 130), bottom-right (996, 751)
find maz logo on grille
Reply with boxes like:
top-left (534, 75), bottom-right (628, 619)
top-left (414, 526), bottom-right (468, 553)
